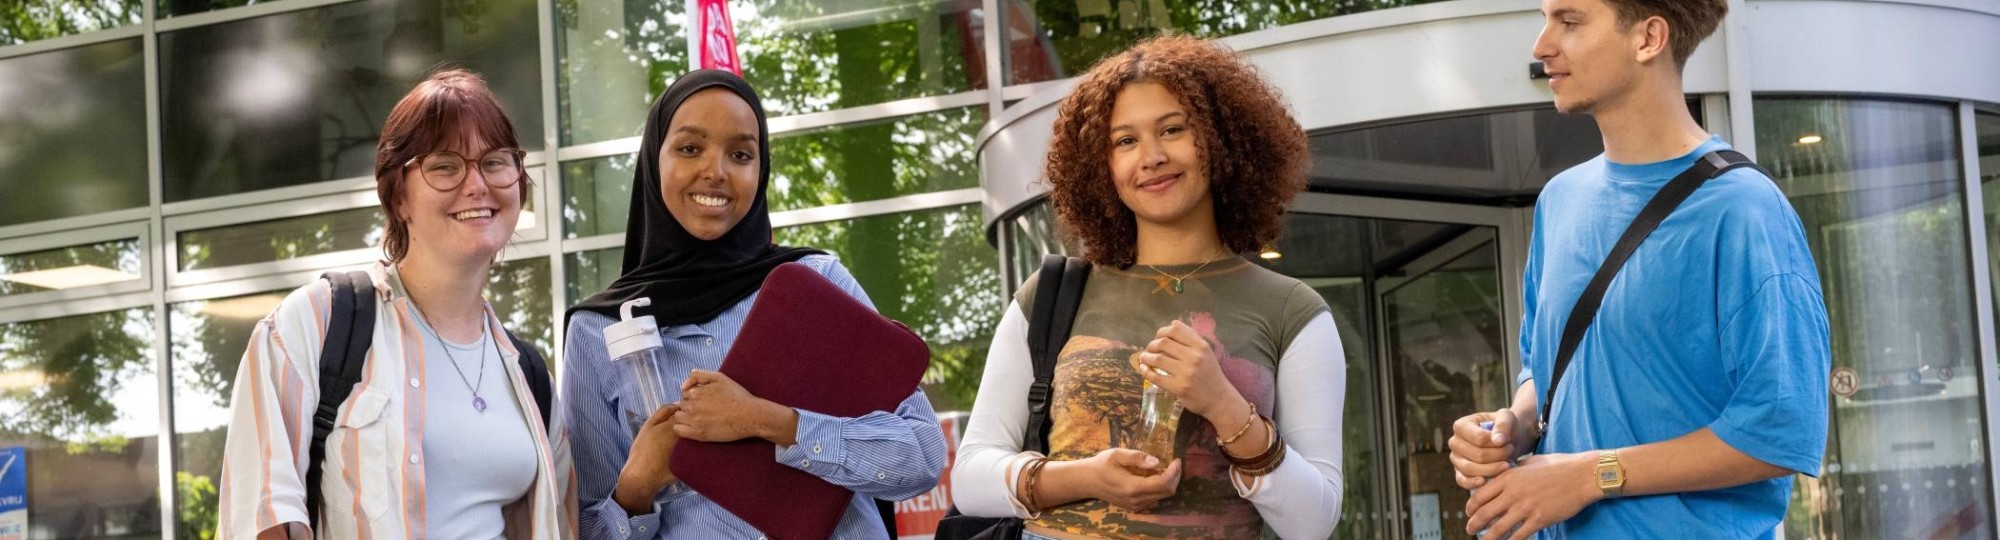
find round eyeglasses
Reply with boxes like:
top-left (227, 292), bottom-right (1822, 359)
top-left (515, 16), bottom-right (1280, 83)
top-left (404, 148), bottom-right (525, 191)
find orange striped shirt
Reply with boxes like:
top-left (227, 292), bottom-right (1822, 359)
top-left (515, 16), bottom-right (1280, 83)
top-left (218, 262), bottom-right (578, 539)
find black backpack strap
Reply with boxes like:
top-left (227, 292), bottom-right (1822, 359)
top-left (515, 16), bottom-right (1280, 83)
top-left (1539, 150), bottom-right (1762, 432)
top-left (1023, 255), bottom-right (1089, 455)
top-left (506, 332), bottom-right (554, 435)
top-left (306, 270), bottom-right (375, 530)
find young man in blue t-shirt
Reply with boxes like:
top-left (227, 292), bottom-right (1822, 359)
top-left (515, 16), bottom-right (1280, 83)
top-left (1447, 0), bottom-right (1832, 538)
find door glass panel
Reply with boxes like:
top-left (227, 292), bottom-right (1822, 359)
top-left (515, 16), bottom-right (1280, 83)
top-left (1380, 230), bottom-right (1508, 540)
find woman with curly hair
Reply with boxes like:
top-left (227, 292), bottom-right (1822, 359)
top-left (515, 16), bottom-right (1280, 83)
top-left (951, 36), bottom-right (1345, 539)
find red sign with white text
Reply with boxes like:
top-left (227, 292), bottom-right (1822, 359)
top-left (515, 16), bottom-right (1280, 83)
top-left (690, 0), bottom-right (742, 75)
top-left (896, 413), bottom-right (964, 539)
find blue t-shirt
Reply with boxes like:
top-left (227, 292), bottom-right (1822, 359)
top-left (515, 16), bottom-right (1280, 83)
top-left (1518, 137), bottom-right (1831, 539)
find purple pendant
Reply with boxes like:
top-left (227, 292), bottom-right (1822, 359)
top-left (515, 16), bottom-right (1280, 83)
top-left (473, 396), bottom-right (487, 412)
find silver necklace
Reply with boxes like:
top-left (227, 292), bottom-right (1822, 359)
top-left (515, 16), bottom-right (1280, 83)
top-left (409, 301), bottom-right (491, 413)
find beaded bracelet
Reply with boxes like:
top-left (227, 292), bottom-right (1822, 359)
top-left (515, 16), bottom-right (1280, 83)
top-left (1217, 402), bottom-right (1260, 446)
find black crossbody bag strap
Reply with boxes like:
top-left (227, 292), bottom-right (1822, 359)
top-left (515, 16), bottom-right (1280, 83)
top-left (306, 270), bottom-right (375, 530)
top-left (1023, 254), bottom-right (1089, 455)
top-left (1539, 150), bottom-right (1765, 433)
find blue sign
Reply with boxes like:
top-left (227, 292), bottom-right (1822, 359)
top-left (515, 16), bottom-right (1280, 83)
top-left (0, 447), bottom-right (23, 514)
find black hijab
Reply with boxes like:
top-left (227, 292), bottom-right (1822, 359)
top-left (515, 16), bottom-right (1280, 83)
top-left (568, 70), bottom-right (822, 326)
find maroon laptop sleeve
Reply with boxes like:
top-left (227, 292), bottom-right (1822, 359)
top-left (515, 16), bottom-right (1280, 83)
top-left (668, 262), bottom-right (930, 539)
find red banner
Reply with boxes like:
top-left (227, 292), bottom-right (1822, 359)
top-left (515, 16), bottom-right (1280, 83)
top-left (896, 413), bottom-right (964, 539)
top-left (689, 0), bottom-right (742, 75)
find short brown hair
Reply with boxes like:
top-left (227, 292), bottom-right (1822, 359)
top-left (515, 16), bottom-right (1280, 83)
top-left (1042, 36), bottom-right (1307, 268)
top-left (374, 68), bottom-right (532, 262)
top-left (1604, 0), bottom-right (1727, 67)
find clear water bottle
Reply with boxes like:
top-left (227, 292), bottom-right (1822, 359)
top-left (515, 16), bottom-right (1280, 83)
top-left (1135, 379), bottom-right (1182, 474)
top-left (605, 298), bottom-right (671, 422)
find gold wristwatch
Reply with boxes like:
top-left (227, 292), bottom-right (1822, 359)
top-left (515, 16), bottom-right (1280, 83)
top-left (1595, 450), bottom-right (1626, 498)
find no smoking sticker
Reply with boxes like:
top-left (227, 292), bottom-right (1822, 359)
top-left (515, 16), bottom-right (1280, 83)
top-left (1831, 366), bottom-right (1859, 398)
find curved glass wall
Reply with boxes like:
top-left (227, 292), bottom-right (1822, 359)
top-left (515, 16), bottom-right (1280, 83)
top-left (1756, 98), bottom-right (1991, 539)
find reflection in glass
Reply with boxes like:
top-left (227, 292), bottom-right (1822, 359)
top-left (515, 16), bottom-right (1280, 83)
top-left (562, 154), bottom-right (639, 240)
top-left (1756, 99), bottom-right (1990, 539)
top-left (169, 290), bottom-right (285, 539)
top-left (774, 205), bottom-right (1002, 413)
top-left (178, 207), bottom-right (386, 271)
top-left (159, 0), bottom-right (543, 202)
top-left (0, 308), bottom-right (161, 538)
top-left (558, 0), bottom-right (984, 145)
top-left (488, 257), bottom-right (555, 360)
top-left (1250, 213), bottom-right (1403, 540)
top-left (0, 39), bottom-right (149, 227)
top-left (0, 0), bottom-right (141, 45)
top-left (767, 107), bottom-right (984, 212)
top-left (1380, 237), bottom-right (1505, 540)
top-left (1009, 0), bottom-right (1447, 85)
top-left (1005, 200), bottom-right (1073, 292)
top-left (562, 107), bottom-right (986, 238)
top-left (1310, 107), bottom-right (1601, 203)
top-left (1981, 113), bottom-right (1998, 374)
top-left (0, 239), bottom-right (143, 297)
top-left (566, 248), bottom-right (624, 308)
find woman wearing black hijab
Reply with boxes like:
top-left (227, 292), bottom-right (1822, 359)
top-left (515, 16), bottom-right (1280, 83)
top-left (562, 70), bottom-right (947, 539)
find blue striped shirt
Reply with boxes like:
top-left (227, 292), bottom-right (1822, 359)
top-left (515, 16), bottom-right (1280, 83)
top-left (564, 254), bottom-right (948, 539)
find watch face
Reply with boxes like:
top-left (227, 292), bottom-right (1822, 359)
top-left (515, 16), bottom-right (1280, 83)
top-left (1598, 469), bottom-right (1619, 483)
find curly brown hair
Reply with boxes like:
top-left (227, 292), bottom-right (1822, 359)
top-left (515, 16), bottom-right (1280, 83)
top-left (1042, 35), bottom-right (1307, 268)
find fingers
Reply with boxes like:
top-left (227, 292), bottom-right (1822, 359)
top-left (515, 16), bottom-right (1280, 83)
top-left (1454, 470), bottom-right (1487, 490)
top-left (1103, 448), bottom-right (1162, 471)
top-left (1449, 451), bottom-right (1508, 486)
top-left (1491, 408), bottom-right (1518, 446)
top-left (647, 404), bottom-right (681, 427)
top-left (1451, 413), bottom-right (1504, 447)
top-left (681, 369), bottom-right (721, 392)
top-left (671, 422), bottom-right (698, 439)
top-left (1155, 320), bottom-right (1205, 349)
top-left (1447, 435), bottom-right (1514, 476)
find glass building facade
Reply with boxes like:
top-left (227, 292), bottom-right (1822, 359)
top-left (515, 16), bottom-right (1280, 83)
top-left (0, 0), bottom-right (1995, 539)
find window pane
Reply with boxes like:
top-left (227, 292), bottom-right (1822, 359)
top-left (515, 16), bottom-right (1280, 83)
top-left (1309, 107), bottom-right (1602, 202)
top-left (1982, 113), bottom-right (1999, 367)
top-left (772, 205), bottom-right (1002, 412)
top-left (562, 154), bottom-right (639, 240)
top-left (179, 207), bottom-right (386, 271)
top-left (565, 247), bottom-right (625, 308)
top-left (0, 308), bottom-right (160, 537)
top-left (1757, 98), bottom-right (1991, 538)
top-left (489, 257), bottom-right (555, 360)
top-left (0, 0), bottom-right (141, 45)
top-left (555, 0), bottom-right (688, 146)
top-left (557, 0), bottom-right (986, 145)
top-left (768, 107), bottom-right (985, 211)
top-left (1008, 0), bottom-right (1450, 85)
top-left (0, 39), bottom-right (148, 227)
top-left (159, 0), bottom-right (543, 202)
top-left (0, 238), bottom-right (143, 297)
top-left (169, 289), bottom-right (285, 539)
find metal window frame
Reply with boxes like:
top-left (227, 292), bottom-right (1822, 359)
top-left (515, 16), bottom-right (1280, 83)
top-left (1963, 101), bottom-right (2000, 531)
top-left (557, 188), bottom-right (984, 256)
top-left (163, 167), bottom-right (551, 288)
top-left (0, 222), bottom-right (154, 310)
top-left (555, 91), bottom-right (991, 163)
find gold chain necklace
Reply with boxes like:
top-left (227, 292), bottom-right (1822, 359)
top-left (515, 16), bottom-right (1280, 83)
top-left (1143, 249), bottom-right (1229, 295)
